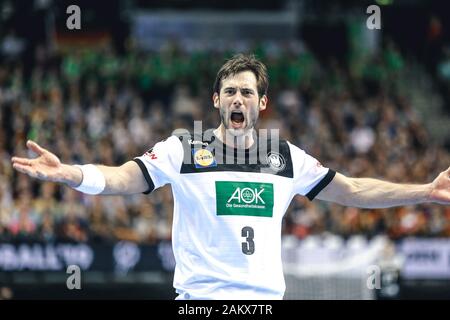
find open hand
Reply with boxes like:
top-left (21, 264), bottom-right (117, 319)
top-left (11, 140), bottom-right (65, 183)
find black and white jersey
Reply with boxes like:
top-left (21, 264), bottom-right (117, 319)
top-left (134, 129), bottom-right (335, 299)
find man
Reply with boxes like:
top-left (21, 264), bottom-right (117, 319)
top-left (11, 54), bottom-right (450, 299)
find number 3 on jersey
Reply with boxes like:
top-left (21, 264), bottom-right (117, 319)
top-left (241, 226), bottom-right (255, 255)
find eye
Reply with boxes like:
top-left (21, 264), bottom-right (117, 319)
top-left (224, 88), bottom-right (235, 95)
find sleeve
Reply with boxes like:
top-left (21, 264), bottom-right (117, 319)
top-left (132, 135), bottom-right (183, 194)
top-left (288, 142), bottom-right (336, 201)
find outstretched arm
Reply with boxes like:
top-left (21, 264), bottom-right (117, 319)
top-left (11, 140), bottom-right (148, 195)
top-left (315, 167), bottom-right (450, 208)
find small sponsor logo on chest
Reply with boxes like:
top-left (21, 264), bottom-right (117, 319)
top-left (192, 149), bottom-right (217, 168)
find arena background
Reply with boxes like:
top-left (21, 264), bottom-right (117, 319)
top-left (0, 0), bottom-right (449, 300)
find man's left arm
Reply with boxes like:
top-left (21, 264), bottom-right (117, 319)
top-left (315, 167), bottom-right (450, 208)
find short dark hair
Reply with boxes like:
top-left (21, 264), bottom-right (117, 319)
top-left (213, 54), bottom-right (268, 97)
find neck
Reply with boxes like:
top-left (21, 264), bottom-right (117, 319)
top-left (214, 124), bottom-right (255, 149)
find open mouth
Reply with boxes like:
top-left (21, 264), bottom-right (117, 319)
top-left (230, 110), bottom-right (245, 126)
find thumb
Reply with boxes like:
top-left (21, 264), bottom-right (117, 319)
top-left (26, 140), bottom-right (47, 156)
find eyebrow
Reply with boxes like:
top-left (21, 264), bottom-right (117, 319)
top-left (223, 86), bottom-right (255, 93)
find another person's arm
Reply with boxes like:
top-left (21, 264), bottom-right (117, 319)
top-left (11, 140), bottom-right (148, 195)
top-left (315, 168), bottom-right (450, 208)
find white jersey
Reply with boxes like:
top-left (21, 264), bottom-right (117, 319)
top-left (134, 130), bottom-right (335, 300)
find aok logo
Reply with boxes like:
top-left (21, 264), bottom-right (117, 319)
top-left (216, 181), bottom-right (273, 217)
top-left (227, 187), bottom-right (266, 206)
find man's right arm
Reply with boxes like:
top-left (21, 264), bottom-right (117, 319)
top-left (61, 161), bottom-right (149, 195)
top-left (12, 140), bottom-right (149, 196)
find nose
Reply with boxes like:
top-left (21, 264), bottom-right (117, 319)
top-left (232, 91), bottom-right (243, 107)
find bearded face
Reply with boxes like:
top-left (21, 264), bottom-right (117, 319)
top-left (213, 71), bottom-right (267, 137)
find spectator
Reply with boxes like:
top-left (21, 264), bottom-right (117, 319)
top-left (0, 41), bottom-right (449, 243)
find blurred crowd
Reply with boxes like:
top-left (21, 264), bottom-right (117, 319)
top-left (0, 39), bottom-right (449, 244)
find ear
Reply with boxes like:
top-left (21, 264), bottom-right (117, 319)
top-left (213, 92), bottom-right (220, 109)
top-left (259, 95), bottom-right (268, 111)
